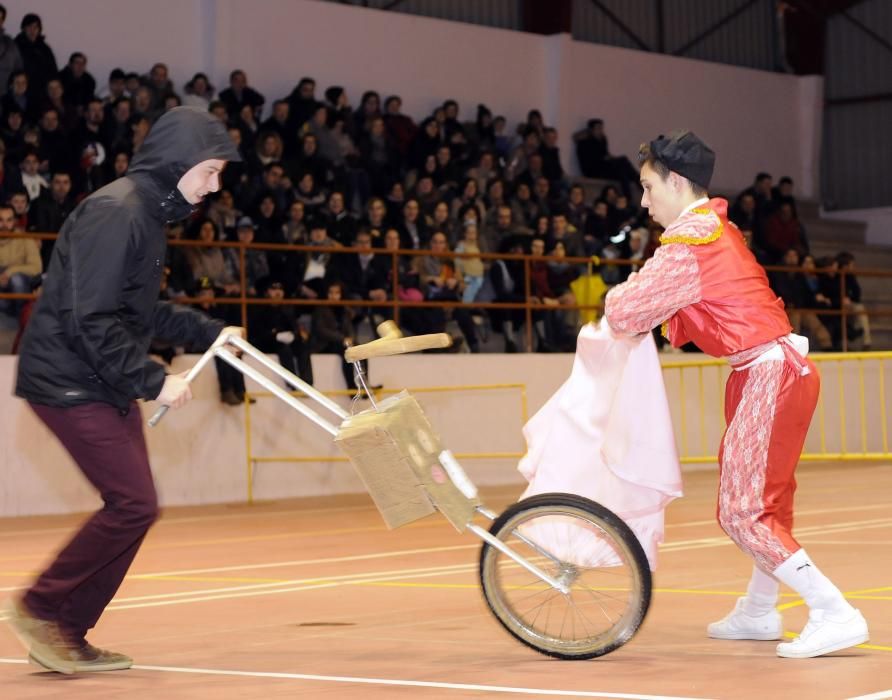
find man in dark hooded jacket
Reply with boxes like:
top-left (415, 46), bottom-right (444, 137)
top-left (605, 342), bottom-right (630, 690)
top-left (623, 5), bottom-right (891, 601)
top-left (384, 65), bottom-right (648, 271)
top-left (5, 107), bottom-right (242, 675)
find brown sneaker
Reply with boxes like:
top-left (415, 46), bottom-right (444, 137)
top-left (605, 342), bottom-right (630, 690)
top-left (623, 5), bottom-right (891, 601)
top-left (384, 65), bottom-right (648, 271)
top-left (2, 598), bottom-right (76, 675)
top-left (30, 642), bottom-right (133, 672)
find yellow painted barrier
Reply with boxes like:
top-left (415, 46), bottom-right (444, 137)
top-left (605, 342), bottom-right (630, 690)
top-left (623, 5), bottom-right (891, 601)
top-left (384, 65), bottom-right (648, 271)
top-left (661, 352), bottom-right (892, 464)
top-left (241, 352), bottom-right (891, 502)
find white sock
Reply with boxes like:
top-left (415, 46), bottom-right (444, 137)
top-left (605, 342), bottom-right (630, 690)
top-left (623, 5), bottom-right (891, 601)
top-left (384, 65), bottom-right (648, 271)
top-left (741, 565), bottom-right (779, 616)
top-left (773, 549), bottom-right (854, 619)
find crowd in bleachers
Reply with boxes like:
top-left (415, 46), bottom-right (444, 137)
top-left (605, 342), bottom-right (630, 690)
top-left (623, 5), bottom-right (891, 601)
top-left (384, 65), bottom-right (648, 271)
top-left (0, 10), bottom-right (870, 401)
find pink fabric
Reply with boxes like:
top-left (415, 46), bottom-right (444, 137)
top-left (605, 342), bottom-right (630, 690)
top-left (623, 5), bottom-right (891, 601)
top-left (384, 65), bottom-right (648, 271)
top-left (518, 321), bottom-right (683, 570)
top-left (604, 242), bottom-right (701, 336)
top-left (718, 361), bottom-right (789, 571)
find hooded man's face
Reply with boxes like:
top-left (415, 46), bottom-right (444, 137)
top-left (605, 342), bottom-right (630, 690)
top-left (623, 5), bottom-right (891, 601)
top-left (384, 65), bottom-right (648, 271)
top-left (177, 159), bottom-right (225, 204)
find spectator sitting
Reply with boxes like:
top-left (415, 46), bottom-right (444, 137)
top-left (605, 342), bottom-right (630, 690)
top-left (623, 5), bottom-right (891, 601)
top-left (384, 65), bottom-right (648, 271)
top-left (429, 200), bottom-right (459, 247)
top-left (58, 51), bottom-right (96, 111)
top-left (41, 79), bottom-right (77, 133)
top-left (412, 175), bottom-right (441, 217)
top-left (207, 189), bottom-right (241, 238)
top-left (450, 177), bottom-right (486, 224)
top-left (548, 212), bottom-right (584, 258)
top-left (260, 99), bottom-right (295, 157)
top-left (0, 203), bottom-right (41, 319)
top-left (15, 13), bottom-right (57, 104)
top-left (510, 181), bottom-right (539, 229)
top-left (361, 197), bottom-right (388, 239)
top-left (763, 197), bottom-right (808, 262)
top-left (397, 197), bottom-right (429, 250)
top-left (286, 76), bottom-right (317, 131)
top-left (3, 71), bottom-right (37, 125)
top-left (282, 199), bottom-right (308, 245)
top-left (492, 115), bottom-right (514, 160)
top-left (729, 192), bottom-right (760, 245)
top-left (771, 175), bottom-right (798, 217)
top-left (540, 127), bottom-right (564, 185)
top-left (489, 234), bottom-right (528, 352)
top-left (227, 216), bottom-right (271, 297)
top-left (0, 4), bottom-right (22, 97)
top-left (736, 171), bottom-right (774, 229)
top-left (324, 190), bottom-right (357, 246)
top-left (195, 277), bottom-right (249, 405)
top-left (353, 90), bottom-right (381, 137)
top-left (412, 230), bottom-right (479, 352)
top-left (249, 277), bottom-right (313, 386)
top-left (572, 118), bottom-right (638, 196)
top-left (2, 107), bottom-right (26, 165)
top-left (770, 247), bottom-right (832, 351)
top-left (506, 127), bottom-right (541, 182)
top-left (323, 85), bottom-right (354, 140)
top-left (144, 62), bottom-right (176, 109)
top-left (28, 170), bottom-right (74, 268)
top-left (837, 251), bottom-right (870, 349)
top-left (310, 280), bottom-right (363, 391)
top-left (287, 170), bottom-right (322, 217)
top-left (98, 67), bottom-right (126, 105)
top-left (8, 190), bottom-right (30, 230)
top-left (383, 94), bottom-right (417, 160)
top-left (181, 72), bottom-right (214, 110)
top-left (454, 222), bottom-right (485, 303)
top-left (812, 255), bottom-right (843, 348)
top-left (300, 218), bottom-right (339, 300)
top-left (484, 204), bottom-right (523, 253)
top-left (218, 69), bottom-right (265, 120)
top-left (184, 218), bottom-right (241, 297)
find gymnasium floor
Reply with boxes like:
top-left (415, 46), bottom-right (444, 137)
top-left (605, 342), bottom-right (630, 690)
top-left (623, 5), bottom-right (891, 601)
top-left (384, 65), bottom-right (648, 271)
top-left (0, 462), bottom-right (889, 700)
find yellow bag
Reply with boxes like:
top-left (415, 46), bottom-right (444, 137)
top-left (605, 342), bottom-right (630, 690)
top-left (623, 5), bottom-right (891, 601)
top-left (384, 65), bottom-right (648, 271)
top-left (570, 257), bottom-right (609, 324)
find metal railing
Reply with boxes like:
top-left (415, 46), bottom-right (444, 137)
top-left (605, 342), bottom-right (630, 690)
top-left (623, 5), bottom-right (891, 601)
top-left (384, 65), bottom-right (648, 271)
top-left (2, 231), bottom-right (892, 352)
top-left (662, 352), bottom-right (892, 464)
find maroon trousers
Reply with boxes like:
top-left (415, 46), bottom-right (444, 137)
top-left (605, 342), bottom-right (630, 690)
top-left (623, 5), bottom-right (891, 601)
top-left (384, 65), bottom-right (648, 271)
top-left (25, 402), bottom-right (159, 642)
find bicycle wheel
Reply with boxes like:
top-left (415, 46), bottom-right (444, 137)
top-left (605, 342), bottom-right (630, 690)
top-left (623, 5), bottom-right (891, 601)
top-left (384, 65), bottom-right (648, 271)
top-left (479, 493), bottom-right (651, 660)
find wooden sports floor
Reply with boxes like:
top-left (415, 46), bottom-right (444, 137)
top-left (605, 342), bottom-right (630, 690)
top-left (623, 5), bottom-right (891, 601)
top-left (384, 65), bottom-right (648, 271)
top-left (1, 461), bottom-right (889, 700)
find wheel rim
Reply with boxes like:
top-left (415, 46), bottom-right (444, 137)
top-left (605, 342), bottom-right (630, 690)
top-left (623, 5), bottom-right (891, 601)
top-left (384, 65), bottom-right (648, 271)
top-left (481, 503), bottom-right (648, 657)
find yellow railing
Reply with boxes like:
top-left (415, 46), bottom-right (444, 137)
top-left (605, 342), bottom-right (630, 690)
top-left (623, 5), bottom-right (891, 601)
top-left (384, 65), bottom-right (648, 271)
top-left (662, 352), bottom-right (892, 463)
top-left (242, 383), bottom-right (528, 503)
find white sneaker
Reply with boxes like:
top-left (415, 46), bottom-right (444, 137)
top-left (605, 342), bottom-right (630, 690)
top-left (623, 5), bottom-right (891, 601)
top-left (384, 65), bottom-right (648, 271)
top-left (707, 597), bottom-right (783, 641)
top-left (776, 609), bottom-right (869, 658)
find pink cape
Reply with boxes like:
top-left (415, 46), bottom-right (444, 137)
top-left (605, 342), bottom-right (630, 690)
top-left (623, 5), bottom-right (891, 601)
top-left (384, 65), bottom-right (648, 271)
top-left (518, 321), bottom-right (683, 570)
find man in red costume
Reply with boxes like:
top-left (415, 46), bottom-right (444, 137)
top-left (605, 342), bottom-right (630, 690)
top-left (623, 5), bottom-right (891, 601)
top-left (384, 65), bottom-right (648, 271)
top-left (605, 131), bottom-right (869, 658)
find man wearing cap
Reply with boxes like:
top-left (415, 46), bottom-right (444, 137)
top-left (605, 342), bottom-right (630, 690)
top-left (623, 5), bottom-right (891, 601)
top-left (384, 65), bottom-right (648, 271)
top-left (232, 215), bottom-right (271, 296)
top-left (605, 131), bottom-right (869, 659)
top-left (5, 107), bottom-right (244, 674)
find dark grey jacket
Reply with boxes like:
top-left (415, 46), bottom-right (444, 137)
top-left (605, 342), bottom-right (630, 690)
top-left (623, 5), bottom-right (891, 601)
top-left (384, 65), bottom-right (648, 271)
top-left (16, 107), bottom-right (241, 410)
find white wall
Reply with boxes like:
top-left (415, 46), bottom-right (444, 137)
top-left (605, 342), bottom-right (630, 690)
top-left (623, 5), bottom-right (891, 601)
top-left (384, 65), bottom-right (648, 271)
top-left (7, 0), bottom-right (821, 198)
top-left (823, 207), bottom-right (892, 246)
top-left (2, 350), bottom-right (888, 518)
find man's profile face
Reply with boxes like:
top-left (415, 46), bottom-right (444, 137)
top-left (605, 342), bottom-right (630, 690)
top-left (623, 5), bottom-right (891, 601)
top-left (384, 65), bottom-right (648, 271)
top-left (177, 159), bottom-right (226, 204)
top-left (639, 161), bottom-right (682, 227)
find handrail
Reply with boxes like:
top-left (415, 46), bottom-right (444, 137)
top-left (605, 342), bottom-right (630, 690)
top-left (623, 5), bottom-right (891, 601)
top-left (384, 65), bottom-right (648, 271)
top-left (2, 230), bottom-right (891, 352)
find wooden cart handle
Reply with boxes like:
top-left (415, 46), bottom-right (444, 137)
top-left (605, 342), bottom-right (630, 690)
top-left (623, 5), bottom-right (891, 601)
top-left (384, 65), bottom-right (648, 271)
top-left (345, 321), bottom-right (451, 361)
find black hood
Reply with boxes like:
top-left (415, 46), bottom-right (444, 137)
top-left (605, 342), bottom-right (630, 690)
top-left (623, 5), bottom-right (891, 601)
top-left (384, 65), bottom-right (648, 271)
top-left (129, 107), bottom-right (241, 192)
